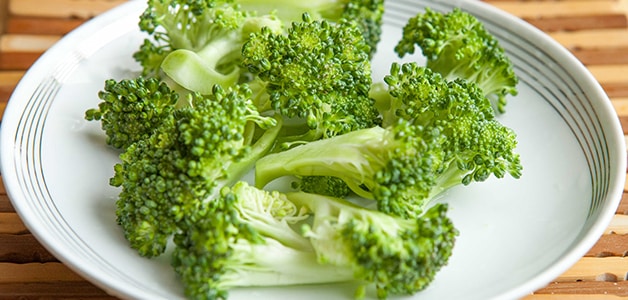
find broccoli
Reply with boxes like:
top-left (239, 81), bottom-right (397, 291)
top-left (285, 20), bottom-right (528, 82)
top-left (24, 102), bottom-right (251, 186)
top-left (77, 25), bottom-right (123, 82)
top-left (292, 175), bottom-right (352, 198)
top-left (172, 181), bottom-right (355, 300)
top-left (85, 2), bottom-right (526, 298)
top-left (256, 63), bottom-right (522, 217)
top-left (382, 63), bottom-right (522, 183)
top-left (394, 8), bottom-right (518, 113)
top-left (287, 191), bottom-right (457, 299)
top-left (255, 121), bottom-right (446, 218)
top-left (111, 84), bottom-right (280, 257)
top-left (173, 181), bottom-right (457, 300)
top-left (237, 0), bottom-right (385, 57)
top-left (241, 14), bottom-right (381, 147)
top-left (133, 0), bottom-right (284, 93)
top-left (84, 77), bottom-right (180, 150)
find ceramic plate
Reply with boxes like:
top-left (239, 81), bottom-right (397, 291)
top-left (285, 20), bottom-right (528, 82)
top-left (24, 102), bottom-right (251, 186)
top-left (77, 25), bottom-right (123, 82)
top-left (1, 0), bottom-right (625, 299)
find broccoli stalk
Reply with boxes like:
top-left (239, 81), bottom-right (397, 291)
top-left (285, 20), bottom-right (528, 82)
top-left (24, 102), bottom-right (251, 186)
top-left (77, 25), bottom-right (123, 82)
top-left (394, 8), bottom-right (518, 113)
top-left (286, 191), bottom-right (458, 299)
top-left (112, 84), bottom-right (280, 257)
top-left (172, 181), bottom-right (356, 300)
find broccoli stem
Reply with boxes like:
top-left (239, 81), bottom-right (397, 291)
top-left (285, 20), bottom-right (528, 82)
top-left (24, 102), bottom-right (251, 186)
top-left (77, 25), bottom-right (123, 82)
top-left (223, 116), bottom-right (283, 188)
top-left (255, 126), bottom-right (387, 199)
top-left (222, 238), bottom-right (355, 287)
top-left (161, 35), bottom-right (242, 94)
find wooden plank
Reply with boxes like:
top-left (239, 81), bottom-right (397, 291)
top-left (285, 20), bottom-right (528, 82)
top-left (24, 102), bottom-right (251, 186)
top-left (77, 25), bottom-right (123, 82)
top-left (525, 14), bottom-right (627, 32)
top-left (587, 65), bottom-right (628, 97)
top-left (6, 16), bottom-right (85, 35)
top-left (0, 0), bottom-right (8, 35)
top-left (606, 214), bottom-right (628, 234)
top-left (571, 47), bottom-right (628, 66)
top-left (550, 29), bottom-right (628, 50)
top-left (0, 212), bottom-right (27, 234)
top-left (488, 1), bottom-right (627, 19)
top-left (8, 0), bottom-right (127, 19)
top-left (555, 257), bottom-right (628, 282)
top-left (0, 262), bottom-right (86, 283)
top-left (0, 195), bottom-right (14, 213)
top-left (0, 281), bottom-right (114, 298)
top-left (619, 116), bottom-right (628, 134)
top-left (586, 233), bottom-right (628, 257)
top-left (618, 192), bottom-right (628, 215)
top-left (0, 52), bottom-right (41, 70)
top-left (0, 70), bottom-right (22, 102)
top-left (525, 295), bottom-right (624, 300)
top-left (0, 234), bottom-right (57, 263)
top-left (533, 281), bottom-right (628, 296)
top-left (0, 34), bottom-right (60, 52)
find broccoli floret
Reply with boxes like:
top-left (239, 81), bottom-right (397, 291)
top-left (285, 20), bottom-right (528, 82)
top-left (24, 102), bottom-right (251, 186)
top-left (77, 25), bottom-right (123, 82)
top-left (287, 191), bottom-right (457, 299)
top-left (173, 181), bottom-right (456, 300)
top-left (395, 8), bottom-right (518, 113)
top-left (256, 64), bottom-right (522, 217)
top-left (237, 0), bottom-right (385, 57)
top-left (292, 176), bottom-right (351, 198)
top-left (133, 0), bottom-right (284, 93)
top-left (255, 121), bottom-right (446, 218)
top-left (84, 77), bottom-right (179, 150)
top-left (111, 84), bottom-right (280, 257)
top-left (241, 14), bottom-right (380, 147)
top-left (172, 181), bottom-right (355, 300)
top-left (382, 63), bottom-right (522, 184)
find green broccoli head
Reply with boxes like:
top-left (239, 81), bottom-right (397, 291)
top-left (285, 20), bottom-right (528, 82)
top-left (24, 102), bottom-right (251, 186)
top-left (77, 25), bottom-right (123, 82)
top-left (84, 77), bottom-right (179, 150)
top-left (236, 0), bottom-right (385, 57)
top-left (172, 182), bottom-right (354, 300)
top-left (241, 13), bottom-right (380, 145)
top-left (111, 84), bottom-right (278, 257)
top-left (383, 62), bottom-right (522, 189)
top-left (395, 8), bottom-right (518, 113)
top-left (340, 0), bottom-right (385, 57)
top-left (287, 192), bottom-right (458, 299)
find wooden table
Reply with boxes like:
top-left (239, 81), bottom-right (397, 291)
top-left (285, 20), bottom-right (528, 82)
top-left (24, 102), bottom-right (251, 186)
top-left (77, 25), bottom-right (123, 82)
top-left (1, 0), bottom-right (627, 299)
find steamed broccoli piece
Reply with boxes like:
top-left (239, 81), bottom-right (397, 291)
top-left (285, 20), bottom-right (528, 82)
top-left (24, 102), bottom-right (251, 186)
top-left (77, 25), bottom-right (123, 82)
top-left (287, 192), bottom-right (457, 299)
top-left (255, 122), bottom-right (447, 218)
top-left (256, 64), bottom-right (522, 217)
top-left (134, 0), bottom-right (283, 93)
top-left (173, 181), bottom-right (456, 300)
top-left (172, 181), bottom-right (355, 300)
top-left (241, 14), bottom-right (380, 147)
top-left (381, 63), bottom-right (522, 184)
top-left (395, 8), bottom-right (518, 113)
top-left (112, 84), bottom-right (280, 257)
top-left (85, 77), bottom-right (180, 150)
top-left (237, 0), bottom-right (385, 57)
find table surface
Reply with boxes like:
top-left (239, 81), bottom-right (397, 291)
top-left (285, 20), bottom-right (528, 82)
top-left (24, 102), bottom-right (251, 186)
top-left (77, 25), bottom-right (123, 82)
top-left (1, 0), bottom-right (628, 299)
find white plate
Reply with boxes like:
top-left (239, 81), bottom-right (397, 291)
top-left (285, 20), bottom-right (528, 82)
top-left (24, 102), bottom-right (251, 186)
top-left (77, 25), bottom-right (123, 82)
top-left (1, 0), bottom-right (625, 299)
